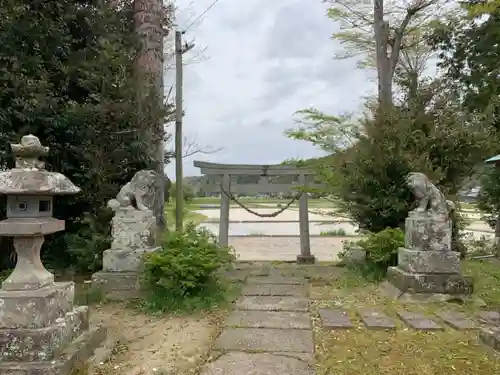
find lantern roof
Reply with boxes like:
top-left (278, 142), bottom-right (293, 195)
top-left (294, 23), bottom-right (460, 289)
top-left (0, 135), bottom-right (80, 196)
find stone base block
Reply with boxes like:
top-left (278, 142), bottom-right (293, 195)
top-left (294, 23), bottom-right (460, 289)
top-left (387, 267), bottom-right (473, 296)
top-left (0, 325), bottom-right (107, 375)
top-left (91, 271), bottom-right (141, 301)
top-left (405, 212), bottom-right (452, 251)
top-left (398, 248), bottom-right (460, 274)
top-left (0, 282), bottom-right (75, 329)
top-left (102, 246), bottom-right (160, 272)
top-left (296, 254), bottom-right (316, 264)
top-left (0, 306), bottom-right (89, 362)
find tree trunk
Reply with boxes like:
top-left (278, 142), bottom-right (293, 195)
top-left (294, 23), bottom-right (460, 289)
top-left (133, 0), bottom-right (166, 232)
top-left (374, 0), bottom-right (393, 109)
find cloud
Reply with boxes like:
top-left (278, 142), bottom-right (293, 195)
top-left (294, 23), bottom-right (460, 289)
top-left (164, 0), bottom-right (375, 178)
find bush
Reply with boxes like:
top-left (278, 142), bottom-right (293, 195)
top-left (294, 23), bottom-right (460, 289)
top-left (349, 228), bottom-right (404, 280)
top-left (140, 223), bottom-right (236, 312)
top-left (450, 207), bottom-right (468, 259)
top-left (60, 210), bottom-right (113, 274)
top-left (478, 166), bottom-right (500, 232)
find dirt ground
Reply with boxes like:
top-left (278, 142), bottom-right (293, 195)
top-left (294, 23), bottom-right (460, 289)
top-left (90, 303), bottom-right (222, 375)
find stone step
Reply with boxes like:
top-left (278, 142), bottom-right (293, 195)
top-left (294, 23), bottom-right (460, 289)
top-left (477, 311), bottom-right (500, 325)
top-left (436, 311), bottom-right (477, 330)
top-left (359, 309), bottom-right (396, 330)
top-left (200, 352), bottom-right (315, 375)
top-left (397, 311), bottom-right (443, 331)
top-left (246, 277), bottom-right (307, 285)
top-left (236, 296), bottom-right (309, 312)
top-left (316, 308), bottom-right (493, 331)
top-left (225, 310), bottom-right (312, 329)
top-left (214, 328), bottom-right (314, 353)
top-left (242, 283), bottom-right (308, 297)
top-left (318, 308), bottom-right (353, 329)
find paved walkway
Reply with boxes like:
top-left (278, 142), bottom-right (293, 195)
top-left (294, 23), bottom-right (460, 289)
top-left (201, 264), bottom-right (500, 374)
top-left (201, 275), bottom-right (316, 375)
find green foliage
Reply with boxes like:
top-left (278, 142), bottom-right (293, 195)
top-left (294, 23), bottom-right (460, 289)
top-left (59, 210), bottom-right (113, 273)
top-left (450, 207), bottom-right (468, 259)
top-left (349, 228), bottom-right (404, 279)
top-left (0, 1), bottom-right (171, 272)
top-left (429, 4), bottom-right (500, 248)
top-left (286, 108), bottom-right (361, 153)
top-left (477, 166), bottom-right (500, 224)
top-left (140, 223), bottom-right (236, 313)
top-left (320, 229), bottom-right (347, 237)
top-left (289, 82), bottom-right (493, 232)
top-left (429, 7), bottom-right (500, 129)
top-left (359, 228), bottom-right (404, 267)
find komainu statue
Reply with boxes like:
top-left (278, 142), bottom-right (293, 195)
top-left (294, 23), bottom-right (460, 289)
top-left (406, 172), bottom-right (453, 216)
top-left (107, 169), bottom-right (158, 212)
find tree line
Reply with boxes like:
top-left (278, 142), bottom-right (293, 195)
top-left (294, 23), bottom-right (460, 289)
top-left (0, 0), bottom-right (171, 273)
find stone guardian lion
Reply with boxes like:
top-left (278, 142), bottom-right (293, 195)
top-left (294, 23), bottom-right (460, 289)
top-left (406, 172), bottom-right (454, 216)
top-left (107, 169), bottom-right (158, 212)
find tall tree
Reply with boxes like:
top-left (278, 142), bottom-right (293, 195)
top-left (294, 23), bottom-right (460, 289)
top-left (429, 5), bottom-right (500, 129)
top-left (326, 0), bottom-right (445, 108)
top-left (429, 2), bottom-right (500, 244)
top-left (0, 0), bottom-right (157, 272)
top-left (133, 0), bottom-right (173, 231)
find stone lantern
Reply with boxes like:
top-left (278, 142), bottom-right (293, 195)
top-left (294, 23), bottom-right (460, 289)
top-left (0, 135), bottom-right (106, 374)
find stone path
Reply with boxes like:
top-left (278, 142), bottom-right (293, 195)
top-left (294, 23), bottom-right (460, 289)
top-left (201, 275), bottom-right (316, 375)
top-left (201, 265), bottom-right (500, 374)
top-left (314, 307), bottom-right (499, 331)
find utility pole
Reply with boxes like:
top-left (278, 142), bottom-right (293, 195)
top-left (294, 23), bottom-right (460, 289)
top-left (174, 30), bottom-right (194, 232)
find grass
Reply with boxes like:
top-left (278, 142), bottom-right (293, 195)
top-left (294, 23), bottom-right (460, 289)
top-left (320, 228), bottom-right (348, 236)
top-left (165, 201), bottom-right (208, 230)
top-left (312, 259), bottom-right (500, 375)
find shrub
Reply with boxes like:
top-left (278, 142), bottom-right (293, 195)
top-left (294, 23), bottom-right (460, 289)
top-left (61, 210), bottom-right (113, 274)
top-left (350, 228), bottom-right (404, 280)
top-left (478, 166), bottom-right (500, 232)
top-left (450, 207), bottom-right (468, 259)
top-left (140, 223), bottom-right (236, 312)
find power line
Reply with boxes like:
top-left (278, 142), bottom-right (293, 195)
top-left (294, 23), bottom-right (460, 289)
top-left (183, 0), bottom-right (221, 31)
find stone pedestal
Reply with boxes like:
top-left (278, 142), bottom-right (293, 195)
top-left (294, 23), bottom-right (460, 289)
top-left (386, 212), bottom-right (473, 301)
top-left (92, 208), bottom-right (159, 300)
top-left (296, 254), bottom-right (316, 264)
top-left (0, 243), bottom-right (106, 375)
top-left (404, 212), bottom-right (452, 251)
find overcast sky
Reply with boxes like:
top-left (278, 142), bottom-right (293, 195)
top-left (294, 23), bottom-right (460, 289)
top-left (164, 0), bottom-right (375, 177)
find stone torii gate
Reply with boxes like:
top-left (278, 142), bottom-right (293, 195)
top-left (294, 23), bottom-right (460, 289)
top-left (193, 161), bottom-right (319, 264)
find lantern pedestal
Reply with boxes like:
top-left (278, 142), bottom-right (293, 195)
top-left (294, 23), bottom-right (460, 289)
top-left (0, 219), bottom-right (106, 374)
